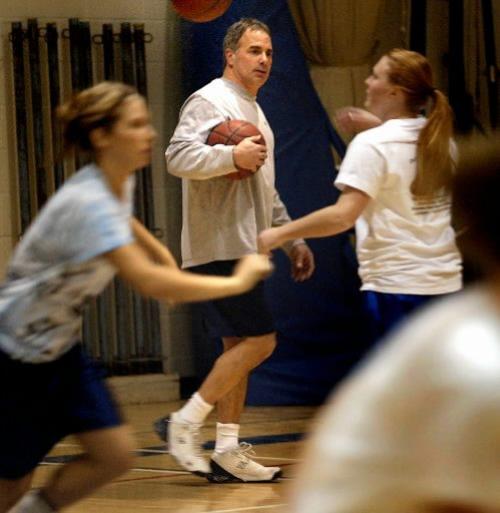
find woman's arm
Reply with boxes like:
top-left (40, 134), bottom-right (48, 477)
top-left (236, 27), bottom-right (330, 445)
top-left (335, 107), bottom-right (382, 136)
top-left (105, 243), bottom-right (272, 305)
top-left (258, 187), bottom-right (370, 253)
top-left (131, 217), bottom-right (178, 268)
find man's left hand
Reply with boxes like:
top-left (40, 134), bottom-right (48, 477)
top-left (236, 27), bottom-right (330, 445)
top-left (289, 243), bottom-right (315, 282)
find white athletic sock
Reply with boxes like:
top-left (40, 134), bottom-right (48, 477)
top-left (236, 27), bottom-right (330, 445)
top-left (214, 422), bottom-right (240, 454)
top-left (174, 392), bottom-right (213, 425)
top-left (11, 490), bottom-right (55, 513)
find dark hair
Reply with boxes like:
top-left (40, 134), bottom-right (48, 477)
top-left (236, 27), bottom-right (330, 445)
top-left (452, 135), bottom-right (500, 271)
top-left (57, 81), bottom-right (139, 153)
top-left (385, 49), bottom-right (454, 198)
top-left (222, 18), bottom-right (271, 67)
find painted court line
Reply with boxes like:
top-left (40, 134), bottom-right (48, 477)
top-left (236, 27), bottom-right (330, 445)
top-left (253, 456), bottom-right (301, 462)
top-left (129, 467), bottom-right (190, 474)
top-left (194, 504), bottom-right (286, 513)
top-left (45, 432), bottom-right (305, 469)
top-left (41, 461), bottom-right (295, 484)
top-left (136, 448), bottom-right (301, 462)
top-left (137, 432), bottom-right (305, 455)
top-left (41, 462), bottom-right (193, 476)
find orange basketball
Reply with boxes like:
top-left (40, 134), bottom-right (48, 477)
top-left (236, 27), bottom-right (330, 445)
top-left (171, 0), bottom-right (233, 23)
top-left (207, 119), bottom-right (265, 180)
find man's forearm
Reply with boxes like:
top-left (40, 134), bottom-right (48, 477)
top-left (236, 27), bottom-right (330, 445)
top-left (166, 141), bottom-right (235, 180)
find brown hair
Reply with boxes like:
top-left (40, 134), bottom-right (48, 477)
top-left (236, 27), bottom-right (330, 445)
top-left (386, 49), bottom-right (454, 197)
top-left (222, 18), bottom-right (271, 67)
top-left (57, 81), bottom-right (139, 153)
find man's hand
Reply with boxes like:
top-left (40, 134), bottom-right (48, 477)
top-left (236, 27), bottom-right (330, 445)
top-left (233, 135), bottom-right (267, 172)
top-left (289, 243), bottom-right (315, 282)
top-left (258, 230), bottom-right (314, 281)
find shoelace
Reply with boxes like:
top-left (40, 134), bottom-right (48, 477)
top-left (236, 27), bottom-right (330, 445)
top-left (232, 442), bottom-right (256, 462)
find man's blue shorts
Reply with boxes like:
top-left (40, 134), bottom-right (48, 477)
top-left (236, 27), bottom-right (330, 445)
top-left (189, 259), bottom-right (275, 338)
top-left (0, 344), bottom-right (122, 480)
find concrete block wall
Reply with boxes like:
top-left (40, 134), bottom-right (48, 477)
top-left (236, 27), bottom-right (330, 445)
top-left (0, 0), bottom-right (178, 267)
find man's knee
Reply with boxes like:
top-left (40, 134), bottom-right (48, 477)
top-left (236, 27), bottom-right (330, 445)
top-left (252, 333), bottom-right (277, 362)
top-left (218, 333), bottom-right (277, 371)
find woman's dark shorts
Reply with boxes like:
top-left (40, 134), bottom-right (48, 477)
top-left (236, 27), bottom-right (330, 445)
top-left (0, 343), bottom-right (122, 479)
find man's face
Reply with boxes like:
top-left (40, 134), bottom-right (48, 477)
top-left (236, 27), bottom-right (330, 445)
top-left (225, 28), bottom-right (273, 95)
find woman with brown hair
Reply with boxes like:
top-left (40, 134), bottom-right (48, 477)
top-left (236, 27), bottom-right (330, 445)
top-left (259, 49), bottom-right (462, 343)
top-left (0, 81), bottom-right (271, 513)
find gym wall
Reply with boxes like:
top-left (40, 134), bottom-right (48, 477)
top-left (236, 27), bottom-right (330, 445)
top-left (0, 0), bottom-right (183, 273)
top-left (0, 0), bottom-right (189, 381)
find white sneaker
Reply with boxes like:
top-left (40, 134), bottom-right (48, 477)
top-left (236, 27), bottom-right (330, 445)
top-left (207, 442), bottom-right (282, 483)
top-left (153, 414), bottom-right (210, 476)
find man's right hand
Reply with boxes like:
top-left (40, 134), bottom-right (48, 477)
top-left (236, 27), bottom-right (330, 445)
top-left (233, 135), bottom-right (267, 172)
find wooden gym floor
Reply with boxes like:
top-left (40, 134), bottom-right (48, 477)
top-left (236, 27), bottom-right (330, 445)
top-left (32, 401), bottom-right (319, 513)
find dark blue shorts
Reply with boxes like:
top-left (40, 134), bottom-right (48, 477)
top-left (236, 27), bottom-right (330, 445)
top-left (189, 260), bottom-right (275, 338)
top-left (0, 344), bottom-right (122, 480)
top-left (362, 290), bottom-right (443, 344)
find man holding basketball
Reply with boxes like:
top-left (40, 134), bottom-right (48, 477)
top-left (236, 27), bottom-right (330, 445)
top-left (156, 18), bottom-right (314, 482)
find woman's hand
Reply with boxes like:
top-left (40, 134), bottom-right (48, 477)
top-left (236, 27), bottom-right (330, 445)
top-left (233, 254), bottom-right (274, 290)
top-left (335, 107), bottom-right (382, 136)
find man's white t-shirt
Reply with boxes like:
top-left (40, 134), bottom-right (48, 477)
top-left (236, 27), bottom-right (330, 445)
top-left (335, 118), bottom-right (462, 294)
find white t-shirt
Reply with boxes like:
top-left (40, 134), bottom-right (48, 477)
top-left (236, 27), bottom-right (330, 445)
top-left (335, 118), bottom-right (462, 294)
top-left (292, 286), bottom-right (500, 513)
top-left (0, 164), bottom-right (134, 363)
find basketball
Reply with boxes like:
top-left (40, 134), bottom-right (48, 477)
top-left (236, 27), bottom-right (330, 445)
top-left (171, 0), bottom-right (233, 23)
top-left (207, 119), bottom-right (265, 180)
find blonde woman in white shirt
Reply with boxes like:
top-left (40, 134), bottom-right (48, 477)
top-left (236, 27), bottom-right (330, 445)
top-left (259, 48), bottom-right (462, 344)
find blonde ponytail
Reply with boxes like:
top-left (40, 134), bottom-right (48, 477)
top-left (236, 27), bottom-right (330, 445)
top-left (412, 89), bottom-right (455, 197)
top-left (385, 49), bottom-right (455, 198)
